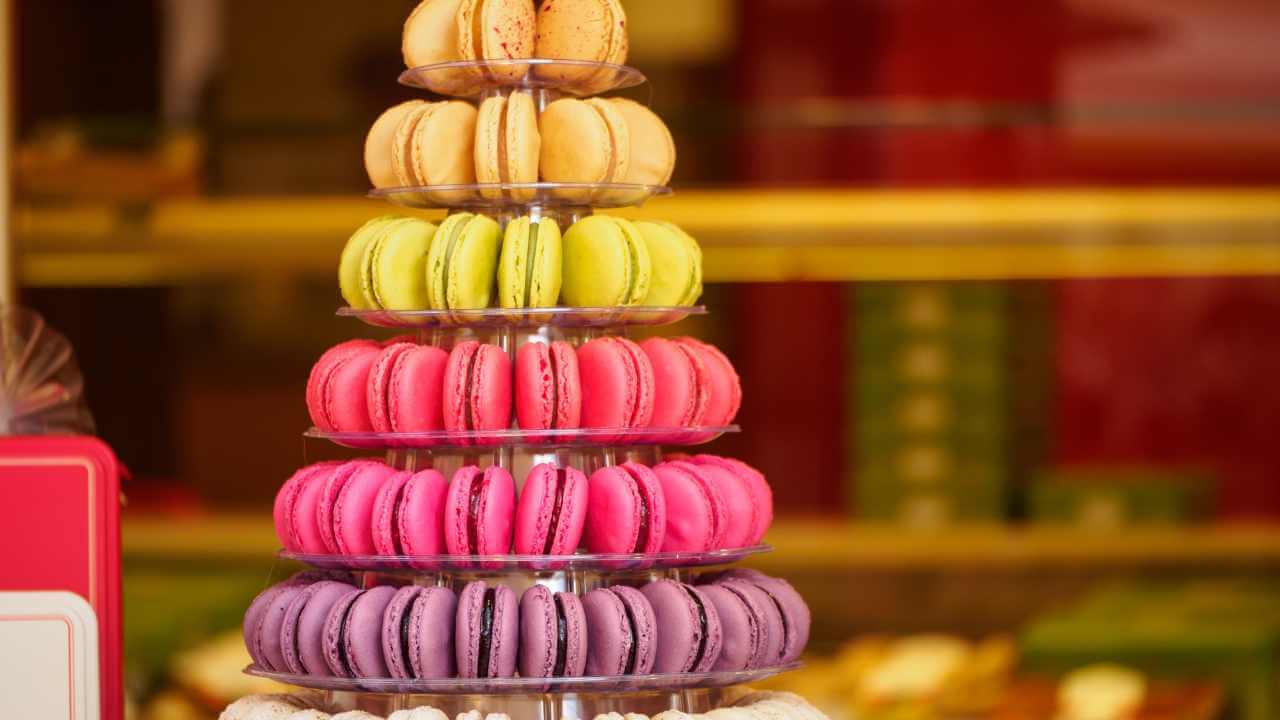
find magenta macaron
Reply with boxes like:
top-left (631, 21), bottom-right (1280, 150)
top-left (366, 342), bottom-right (449, 433)
top-left (372, 468), bottom-right (449, 558)
top-left (515, 340), bottom-right (582, 432)
top-left (455, 580), bottom-right (519, 679)
top-left (519, 585), bottom-right (587, 678)
top-left (584, 462), bottom-right (666, 555)
top-left (577, 337), bottom-right (655, 432)
top-left (514, 463), bottom-right (588, 556)
top-left (443, 465), bottom-right (516, 556)
top-left (443, 341), bottom-right (512, 434)
top-left (652, 461), bottom-right (728, 552)
top-left (306, 339), bottom-right (382, 432)
top-left (639, 337), bottom-right (709, 429)
top-left (323, 585), bottom-right (398, 678)
top-left (693, 454), bottom-right (773, 546)
top-left (382, 585), bottom-right (458, 679)
top-left (317, 460), bottom-right (397, 556)
top-left (640, 579), bottom-right (723, 674)
top-left (274, 461), bottom-right (341, 552)
top-left (582, 585), bottom-right (656, 676)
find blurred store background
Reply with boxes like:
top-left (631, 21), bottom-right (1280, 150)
top-left (10, 0), bottom-right (1280, 718)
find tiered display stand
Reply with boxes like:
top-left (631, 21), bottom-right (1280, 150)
top-left (244, 59), bottom-right (802, 717)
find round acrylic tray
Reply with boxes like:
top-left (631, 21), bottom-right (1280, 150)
top-left (279, 545), bottom-right (771, 574)
top-left (306, 425), bottom-right (739, 450)
top-left (399, 59), bottom-right (648, 98)
top-left (246, 663), bottom-right (801, 696)
top-left (370, 182), bottom-right (671, 210)
top-left (338, 305), bottom-right (706, 330)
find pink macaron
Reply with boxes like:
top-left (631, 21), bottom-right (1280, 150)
top-left (316, 460), bottom-right (396, 556)
top-left (584, 462), bottom-right (666, 555)
top-left (577, 337), bottom-right (655, 433)
top-left (366, 342), bottom-right (449, 433)
top-left (515, 341), bottom-right (582, 432)
top-left (652, 461), bottom-right (728, 552)
top-left (306, 339), bottom-right (381, 432)
top-left (274, 461), bottom-right (341, 552)
top-left (693, 454), bottom-right (773, 546)
top-left (639, 337), bottom-right (709, 429)
top-left (514, 463), bottom-right (589, 555)
top-left (443, 465), bottom-right (516, 555)
top-left (675, 338), bottom-right (741, 426)
top-left (443, 341), bottom-right (513, 435)
top-left (373, 467), bottom-right (450, 557)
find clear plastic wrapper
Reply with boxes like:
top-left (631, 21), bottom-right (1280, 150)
top-left (307, 425), bottom-right (738, 450)
top-left (0, 307), bottom-right (95, 435)
top-left (399, 59), bottom-right (648, 98)
top-left (370, 182), bottom-right (671, 211)
top-left (280, 545), bottom-right (770, 575)
top-left (339, 306), bottom-right (707, 331)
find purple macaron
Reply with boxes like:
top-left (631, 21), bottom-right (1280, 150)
top-left (519, 585), bottom-right (587, 678)
top-left (243, 580), bottom-right (305, 672)
top-left (281, 580), bottom-right (358, 676)
top-left (322, 585), bottom-right (397, 678)
top-left (382, 585), bottom-right (458, 679)
top-left (713, 569), bottom-right (810, 663)
top-left (582, 585), bottom-right (656, 676)
top-left (455, 580), bottom-right (518, 679)
top-left (700, 580), bottom-right (784, 671)
top-left (640, 579), bottom-right (723, 674)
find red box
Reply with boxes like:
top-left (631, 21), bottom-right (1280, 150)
top-left (0, 436), bottom-right (123, 720)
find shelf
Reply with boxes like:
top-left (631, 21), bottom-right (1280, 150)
top-left (17, 188), bottom-right (1280, 286)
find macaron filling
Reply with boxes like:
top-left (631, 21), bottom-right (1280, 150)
top-left (757, 585), bottom-right (790, 662)
top-left (476, 587), bottom-right (497, 677)
top-left (543, 468), bottom-right (569, 554)
top-left (389, 479), bottom-right (410, 556)
top-left (623, 465), bottom-right (651, 553)
top-left (462, 345), bottom-right (481, 430)
top-left (553, 593), bottom-right (569, 677)
top-left (721, 583), bottom-right (763, 667)
top-left (466, 470), bottom-right (488, 553)
top-left (620, 591), bottom-right (639, 675)
top-left (398, 589), bottom-right (422, 676)
top-left (521, 220), bottom-right (539, 307)
top-left (335, 590), bottom-right (364, 676)
top-left (440, 216), bottom-right (471, 310)
top-left (682, 584), bottom-right (710, 671)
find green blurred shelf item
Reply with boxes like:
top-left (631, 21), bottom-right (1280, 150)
top-left (1030, 467), bottom-right (1217, 528)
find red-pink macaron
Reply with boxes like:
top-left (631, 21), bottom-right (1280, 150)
top-left (443, 341), bottom-right (513, 435)
top-left (675, 338), bottom-right (741, 427)
top-left (366, 342), bottom-right (449, 433)
top-left (584, 462), bottom-right (666, 555)
top-left (639, 337), bottom-right (709, 429)
top-left (515, 341), bottom-right (582, 432)
top-left (652, 460), bottom-right (728, 552)
top-left (693, 454), bottom-right (773, 546)
top-left (316, 460), bottom-right (397, 556)
top-left (444, 465), bottom-right (516, 555)
top-left (274, 461), bottom-right (342, 552)
top-left (373, 467), bottom-right (450, 557)
top-left (306, 339), bottom-right (382, 432)
top-left (577, 337), bottom-right (655, 433)
top-left (514, 463), bottom-right (588, 555)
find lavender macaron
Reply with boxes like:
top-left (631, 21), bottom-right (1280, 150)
top-left (282, 580), bottom-right (358, 675)
top-left (519, 585), bottom-right (587, 678)
top-left (322, 585), bottom-right (397, 678)
top-left (382, 585), bottom-right (458, 679)
top-left (455, 580), bottom-right (518, 679)
top-left (713, 569), bottom-right (810, 663)
top-left (582, 585), bottom-right (656, 676)
top-left (700, 580), bottom-right (784, 671)
top-left (640, 579), bottom-right (723, 674)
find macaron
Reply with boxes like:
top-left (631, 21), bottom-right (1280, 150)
top-left (519, 585), bottom-right (587, 678)
top-left (319, 461), bottom-right (397, 556)
top-left (365, 102), bottom-right (429, 189)
top-left (220, 696), bottom-right (305, 720)
top-left (382, 585), bottom-right (458, 679)
top-left (693, 455), bottom-right (773, 546)
top-left (714, 569), bottom-right (810, 663)
top-left (534, 0), bottom-right (628, 82)
top-left (577, 337), bottom-right (655, 430)
top-left (635, 221), bottom-right (701, 307)
top-left (499, 216), bottom-right (562, 309)
top-left (684, 460), bottom-right (755, 550)
top-left (392, 101), bottom-right (478, 189)
top-left (456, 0), bottom-right (536, 81)
top-left (388, 709), bottom-right (449, 720)
top-left (276, 463), bottom-right (347, 555)
top-left (582, 585), bottom-right (656, 676)
top-left (443, 465), bottom-right (516, 555)
top-left (640, 579), bottom-right (723, 674)
top-left (475, 93), bottom-right (540, 201)
top-left (699, 580), bottom-right (783, 671)
top-left (323, 585), bottom-right (398, 678)
top-left (244, 581), bottom-right (304, 671)
top-left (357, 218), bottom-right (438, 311)
top-left (443, 341), bottom-right (512, 432)
top-left (675, 338), bottom-right (741, 427)
top-left (514, 463), bottom-right (588, 555)
top-left (584, 462), bottom-right (666, 554)
top-left (366, 343), bottom-right (450, 433)
top-left (652, 461), bottom-right (727, 552)
top-left (425, 213), bottom-right (502, 311)
top-left (332, 711), bottom-right (383, 720)
top-left (608, 99), bottom-right (676, 187)
top-left (281, 580), bottom-right (358, 676)
top-left (515, 340), bottom-right (581, 431)
top-left (402, 0), bottom-right (466, 69)
top-left (288, 712), bottom-right (333, 720)
top-left (561, 216), bottom-right (651, 307)
top-left (274, 461), bottom-right (341, 552)
top-left (338, 217), bottom-right (398, 309)
top-left (539, 98), bottom-right (631, 186)
top-left (306, 340), bottom-right (382, 432)
top-left (455, 580), bottom-right (519, 678)
top-left (373, 468), bottom-right (450, 557)
top-left (639, 337), bottom-right (709, 429)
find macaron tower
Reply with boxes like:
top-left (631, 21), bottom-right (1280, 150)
top-left (228, 2), bottom-right (821, 719)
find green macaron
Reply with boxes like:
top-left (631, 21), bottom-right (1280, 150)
top-left (561, 215), bottom-right (652, 307)
top-left (425, 212), bottom-right (502, 310)
top-left (498, 216), bottom-right (563, 309)
top-left (635, 220), bottom-right (702, 306)
top-left (339, 216), bottom-right (400, 309)
top-left (360, 218), bottom-right (437, 310)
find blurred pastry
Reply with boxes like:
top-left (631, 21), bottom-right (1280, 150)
top-left (474, 92), bottom-right (540, 200)
top-left (219, 695), bottom-right (305, 720)
top-left (365, 101), bottom-right (428, 188)
top-left (389, 710), bottom-right (449, 720)
top-left (1057, 664), bottom-right (1146, 720)
top-left (534, 0), bottom-right (628, 84)
top-left (288, 712), bottom-right (332, 720)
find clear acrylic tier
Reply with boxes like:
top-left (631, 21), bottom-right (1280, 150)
top-left (246, 663), bottom-right (801, 696)
top-left (279, 545), bottom-right (771, 575)
top-left (338, 305), bottom-right (706, 330)
top-left (370, 182), bottom-right (671, 210)
top-left (306, 425), bottom-right (739, 450)
top-left (399, 59), bottom-right (648, 98)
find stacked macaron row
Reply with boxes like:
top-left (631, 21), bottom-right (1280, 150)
top-left (220, 691), bottom-right (829, 720)
top-left (274, 454), bottom-right (772, 559)
top-left (243, 571), bottom-right (808, 681)
top-left (307, 336), bottom-right (737, 437)
top-left (339, 214), bottom-right (700, 312)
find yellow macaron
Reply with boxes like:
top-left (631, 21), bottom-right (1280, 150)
top-left (474, 92), bottom-right (541, 201)
top-left (539, 98), bottom-right (631, 191)
top-left (365, 101), bottom-right (429, 189)
top-left (534, 0), bottom-right (629, 85)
